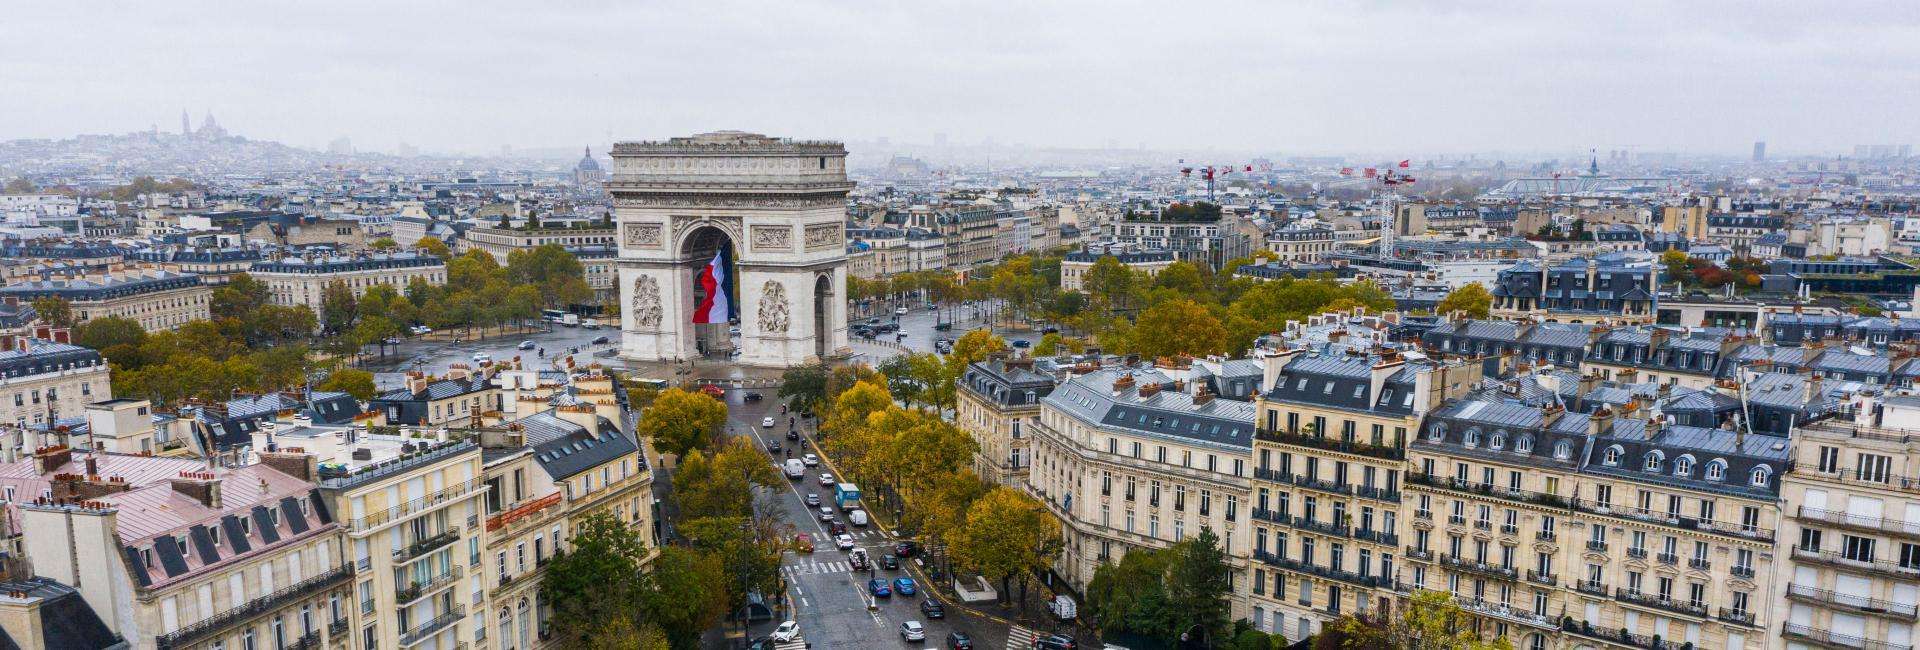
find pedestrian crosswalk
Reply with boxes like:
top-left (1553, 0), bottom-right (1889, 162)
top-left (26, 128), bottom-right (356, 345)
top-left (772, 637), bottom-right (807, 650)
top-left (783, 560), bottom-right (852, 576)
top-left (1007, 625), bottom-right (1040, 649)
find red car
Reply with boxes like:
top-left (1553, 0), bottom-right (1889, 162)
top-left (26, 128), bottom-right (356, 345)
top-left (794, 533), bottom-right (814, 553)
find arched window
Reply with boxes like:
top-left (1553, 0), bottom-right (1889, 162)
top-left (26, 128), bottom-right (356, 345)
top-left (1674, 455), bottom-right (1695, 477)
top-left (1643, 450), bottom-right (1665, 472)
top-left (1554, 441), bottom-right (1573, 460)
top-left (1751, 466), bottom-right (1772, 487)
top-left (1489, 432), bottom-right (1507, 451)
top-left (1463, 427), bottom-right (1481, 447)
top-left (1515, 435), bottom-right (1535, 454)
top-left (1528, 634), bottom-right (1547, 650)
top-left (1428, 423), bottom-right (1446, 442)
top-left (1705, 459), bottom-right (1727, 481)
top-left (1603, 446), bottom-right (1623, 466)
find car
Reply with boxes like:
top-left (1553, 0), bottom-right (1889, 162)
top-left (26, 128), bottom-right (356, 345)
top-left (471, 353), bottom-right (492, 363)
top-left (410, 325), bottom-right (432, 335)
top-left (1034, 635), bottom-right (1078, 650)
top-left (766, 441), bottom-right (783, 454)
top-left (591, 335), bottom-right (610, 345)
top-left (835, 534), bottom-right (855, 550)
top-left (743, 392), bottom-right (764, 402)
top-left (881, 554), bottom-right (900, 570)
top-left (927, 304), bottom-right (939, 311)
top-left (1012, 339), bottom-right (1032, 349)
top-left (919, 599), bottom-right (945, 618)
top-left (1042, 326), bottom-right (1060, 334)
top-left (934, 323), bottom-right (953, 331)
top-left (384, 337), bottom-right (402, 345)
top-left (584, 322), bottom-right (601, 330)
top-left (818, 506), bottom-right (836, 521)
top-left (802, 453), bottom-right (819, 467)
top-left (804, 493), bottom-right (821, 507)
top-left (867, 579), bottom-right (891, 597)
top-left (896, 307), bottom-right (910, 316)
top-left (829, 521), bottom-right (848, 535)
top-left (819, 473), bottom-right (835, 486)
top-left (786, 430), bottom-right (800, 441)
top-left (794, 533), bottom-right (814, 553)
top-left (518, 340), bottom-right (536, 350)
top-left (899, 621), bottom-right (925, 642)
top-left (893, 578), bottom-right (917, 596)
top-left (850, 548), bottom-right (870, 570)
top-left (771, 621), bottom-right (801, 642)
top-left (894, 541), bottom-right (916, 558)
top-left (762, 416), bottom-right (776, 428)
top-left (946, 632), bottom-right (974, 649)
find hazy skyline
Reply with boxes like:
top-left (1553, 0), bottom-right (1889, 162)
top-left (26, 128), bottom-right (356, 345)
top-left (5, 1), bottom-right (1917, 158)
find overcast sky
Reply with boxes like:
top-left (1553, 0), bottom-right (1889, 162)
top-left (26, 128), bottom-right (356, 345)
top-left (4, 1), bottom-right (1916, 158)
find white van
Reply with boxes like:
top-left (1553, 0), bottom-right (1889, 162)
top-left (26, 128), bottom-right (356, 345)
top-left (784, 459), bottom-right (806, 479)
top-left (848, 509), bottom-right (869, 527)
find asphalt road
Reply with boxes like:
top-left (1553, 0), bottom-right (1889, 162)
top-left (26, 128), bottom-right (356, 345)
top-left (716, 389), bottom-right (1007, 650)
top-left (849, 301), bottom-right (1047, 364)
top-left (366, 324), bottom-right (619, 388)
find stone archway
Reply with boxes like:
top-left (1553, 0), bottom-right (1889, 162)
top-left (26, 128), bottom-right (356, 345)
top-left (814, 273), bottom-right (833, 360)
top-left (681, 225), bottom-right (738, 359)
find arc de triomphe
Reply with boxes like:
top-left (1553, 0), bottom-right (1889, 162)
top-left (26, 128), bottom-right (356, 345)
top-left (611, 131), bottom-right (852, 368)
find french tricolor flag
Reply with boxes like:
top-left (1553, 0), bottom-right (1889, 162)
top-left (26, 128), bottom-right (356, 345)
top-left (693, 250), bottom-right (729, 324)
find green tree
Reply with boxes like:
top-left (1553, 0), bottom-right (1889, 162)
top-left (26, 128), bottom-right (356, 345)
top-left (949, 486), bottom-right (1062, 607)
top-left (413, 236), bottom-right (453, 259)
top-left (1082, 256), bottom-right (1139, 316)
top-left (1130, 298), bottom-right (1227, 359)
top-left (1434, 282), bottom-right (1493, 319)
top-left (212, 273), bottom-right (271, 322)
top-left (543, 513), bottom-right (653, 649)
top-left (1659, 249), bottom-right (1691, 286)
top-left (636, 546), bottom-right (728, 650)
top-left (1389, 590), bottom-right (1513, 650)
top-left (1152, 261), bottom-right (1211, 298)
top-left (672, 437), bottom-right (782, 519)
top-left (1166, 528), bottom-right (1234, 645)
top-left (30, 297), bottom-right (74, 329)
top-left (777, 363), bottom-right (830, 413)
top-left (319, 280), bottom-right (358, 334)
top-left (73, 316), bottom-right (148, 365)
top-left (319, 368), bottom-right (377, 400)
top-left (368, 237), bottom-right (399, 250)
top-left (636, 388), bottom-right (728, 457)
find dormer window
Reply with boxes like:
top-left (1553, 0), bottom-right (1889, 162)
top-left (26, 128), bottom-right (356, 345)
top-left (1603, 446), bottom-right (1622, 466)
top-left (1462, 428), bottom-right (1480, 447)
top-left (1705, 460), bottom-right (1726, 481)
top-left (1489, 432), bottom-right (1507, 450)
top-left (1515, 435), bottom-right (1534, 454)
top-left (1750, 467), bottom-right (1771, 487)
top-left (1674, 456), bottom-right (1694, 477)
top-left (1643, 451), bottom-right (1663, 472)
top-left (1428, 423), bottom-right (1446, 442)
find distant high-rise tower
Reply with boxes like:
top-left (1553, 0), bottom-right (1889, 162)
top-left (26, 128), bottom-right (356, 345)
top-left (1752, 141), bottom-right (1766, 162)
top-left (181, 109), bottom-right (191, 135)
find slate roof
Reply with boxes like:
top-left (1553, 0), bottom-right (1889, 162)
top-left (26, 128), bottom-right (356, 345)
top-left (0, 578), bottom-right (122, 650)
top-left (518, 411), bottom-right (641, 480)
top-left (1044, 366), bottom-right (1256, 449)
top-left (0, 340), bottom-right (104, 380)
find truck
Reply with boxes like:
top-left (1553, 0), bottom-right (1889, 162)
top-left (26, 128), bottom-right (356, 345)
top-left (561, 313), bottom-right (580, 327)
top-left (834, 482), bottom-right (862, 512)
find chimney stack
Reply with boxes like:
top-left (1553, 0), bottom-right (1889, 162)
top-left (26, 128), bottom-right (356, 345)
top-left (170, 471), bottom-right (222, 509)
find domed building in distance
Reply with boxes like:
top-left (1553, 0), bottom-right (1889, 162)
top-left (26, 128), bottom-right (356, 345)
top-left (574, 146), bottom-right (605, 184)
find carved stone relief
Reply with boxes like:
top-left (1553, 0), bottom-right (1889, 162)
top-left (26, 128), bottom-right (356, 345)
top-left (631, 275), bottom-right (663, 330)
top-left (750, 225), bottom-right (793, 251)
top-left (758, 280), bottom-right (790, 334)
top-left (624, 223), bottom-right (664, 248)
top-left (804, 223), bottom-right (842, 251)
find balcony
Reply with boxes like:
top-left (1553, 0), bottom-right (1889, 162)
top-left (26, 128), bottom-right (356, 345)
top-left (1730, 565), bottom-right (1755, 579)
top-left (1613, 588), bottom-right (1707, 618)
top-left (1783, 622), bottom-right (1913, 650)
top-left (1448, 515), bottom-right (1467, 525)
top-left (1571, 497), bottom-right (1774, 542)
top-left (1354, 485), bottom-right (1401, 503)
top-left (1785, 583), bottom-right (1920, 618)
top-left (1574, 579), bottom-right (1608, 596)
top-left (399, 605), bottom-right (465, 647)
top-left (394, 530), bottom-right (461, 564)
top-left (349, 479), bottom-right (486, 531)
top-left (1562, 619), bottom-right (1660, 649)
top-left (1716, 607), bottom-right (1755, 627)
top-left (1406, 473), bottom-right (1568, 509)
top-left (486, 492), bottom-right (564, 532)
top-left (1455, 598), bottom-right (1555, 630)
top-left (1499, 523), bottom-right (1519, 535)
top-left (1626, 547), bottom-right (1647, 559)
top-left (320, 440), bottom-right (477, 491)
top-left (1687, 557), bottom-right (1710, 570)
top-left (285, 632), bottom-right (322, 650)
top-left (1525, 569), bottom-right (1555, 586)
top-left (1251, 507), bottom-right (1287, 525)
top-left (1586, 540), bottom-right (1608, 552)
top-left (1256, 428), bottom-right (1405, 461)
top-left (1798, 506), bottom-right (1920, 540)
top-left (1414, 509), bottom-right (1431, 520)
top-left (1353, 528), bottom-right (1398, 546)
top-left (154, 565), bottom-right (353, 650)
top-left (1251, 550), bottom-right (1391, 590)
top-left (1791, 545), bottom-right (1920, 579)
top-left (1655, 552), bottom-right (1678, 565)
top-left (1535, 530), bottom-right (1556, 542)
top-left (1404, 546), bottom-right (1433, 561)
top-left (396, 565), bottom-right (464, 605)
top-left (1291, 516), bottom-right (1350, 537)
top-left (328, 618), bottom-right (348, 637)
top-left (1290, 475), bottom-right (1355, 497)
top-left (1472, 520), bottom-right (1492, 531)
top-left (1439, 554), bottom-right (1517, 581)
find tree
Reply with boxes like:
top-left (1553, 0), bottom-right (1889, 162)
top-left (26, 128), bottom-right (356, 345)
top-left (949, 486), bottom-right (1062, 606)
top-left (30, 297), bottom-right (74, 329)
top-left (1311, 617), bottom-right (1391, 650)
top-left (949, 329), bottom-right (1007, 368)
top-left (1434, 282), bottom-right (1493, 319)
top-left (777, 363), bottom-right (830, 413)
top-left (1166, 528), bottom-right (1234, 645)
top-left (636, 546), bottom-right (728, 650)
top-left (212, 273), bottom-right (271, 322)
top-left (1388, 590), bottom-right (1512, 650)
top-left (635, 388), bottom-right (728, 457)
top-left (1153, 261), bottom-right (1211, 298)
top-left (1659, 249), bottom-right (1691, 285)
top-left (319, 280), bottom-right (358, 334)
top-left (368, 237), bottom-right (400, 250)
top-left (672, 437), bottom-right (781, 519)
top-left (1130, 299), bottom-right (1226, 359)
top-left (1035, 332), bottom-right (1063, 356)
top-left (413, 236), bottom-right (453, 259)
top-left (543, 513), bottom-right (652, 649)
top-left (3, 178), bottom-right (34, 194)
top-left (319, 368), bottom-right (377, 400)
top-left (1083, 257), bottom-right (1139, 316)
top-left (72, 316), bottom-right (148, 364)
